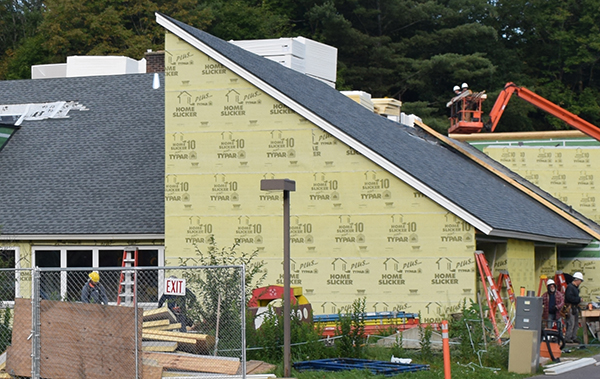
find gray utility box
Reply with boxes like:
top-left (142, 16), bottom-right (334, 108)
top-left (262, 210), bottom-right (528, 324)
top-left (512, 296), bottom-right (542, 373)
top-left (515, 296), bottom-right (543, 331)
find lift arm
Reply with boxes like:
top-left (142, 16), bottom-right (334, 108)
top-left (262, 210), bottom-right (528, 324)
top-left (486, 82), bottom-right (600, 141)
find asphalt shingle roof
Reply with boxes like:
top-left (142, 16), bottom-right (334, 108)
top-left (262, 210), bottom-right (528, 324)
top-left (159, 13), bottom-right (596, 244)
top-left (0, 73), bottom-right (164, 235)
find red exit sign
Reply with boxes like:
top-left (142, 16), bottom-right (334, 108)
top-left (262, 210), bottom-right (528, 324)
top-left (164, 277), bottom-right (186, 296)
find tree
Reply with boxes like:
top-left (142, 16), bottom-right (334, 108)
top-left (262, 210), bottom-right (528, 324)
top-left (178, 236), bottom-right (266, 355)
top-left (0, 0), bottom-right (45, 79)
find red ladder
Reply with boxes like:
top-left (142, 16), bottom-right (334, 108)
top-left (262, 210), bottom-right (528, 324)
top-left (117, 247), bottom-right (138, 306)
top-left (495, 270), bottom-right (517, 313)
top-left (555, 271), bottom-right (568, 293)
top-left (475, 251), bottom-right (512, 341)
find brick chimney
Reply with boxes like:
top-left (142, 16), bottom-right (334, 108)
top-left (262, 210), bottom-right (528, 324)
top-left (145, 50), bottom-right (165, 73)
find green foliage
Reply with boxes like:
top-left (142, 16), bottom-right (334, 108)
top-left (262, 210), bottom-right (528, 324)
top-left (0, 308), bottom-right (11, 353)
top-left (3, 0), bottom-right (600, 132)
top-left (334, 297), bottom-right (366, 358)
top-left (448, 298), bottom-right (494, 363)
top-left (179, 235), bottom-right (267, 354)
top-left (417, 313), bottom-right (433, 361)
top-left (246, 304), bottom-right (331, 363)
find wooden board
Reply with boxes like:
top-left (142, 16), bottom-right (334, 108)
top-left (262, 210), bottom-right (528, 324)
top-left (144, 323), bottom-right (182, 331)
top-left (142, 332), bottom-right (197, 344)
top-left (142, 363), bottom-right (163, 379)
top-left (143, 306), bottom-right (176, 323)
top-left (143, 330), bottom-right (214, 342)
top-left (142, 352), bottom-right (240, 375)
top-left (143, 330), bottom-right (215, 354)
top-left (142, 341), bottom-right (178, 352)
top-left (143, 319), bottom-right (171, 328)
top-left (6, 299), bottom-right (142, 379)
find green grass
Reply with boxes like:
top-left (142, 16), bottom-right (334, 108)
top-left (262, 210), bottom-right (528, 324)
top-left (263, 342), bottom-right (600, 379)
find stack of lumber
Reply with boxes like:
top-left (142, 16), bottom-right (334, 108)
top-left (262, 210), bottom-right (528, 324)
top-left (142, 307), bottom-right (215, 354)
top-left (142, 307), bottom-right (244, 376)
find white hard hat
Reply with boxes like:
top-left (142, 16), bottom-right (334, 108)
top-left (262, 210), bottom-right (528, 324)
top-left (453, 85), bottom-right (460, 92)
top-left (573, 272), bottom-right (584, 281)
top-left (547, 279), bottom-right (555, 286)
top-left (461, 82), bottom-right (469, 89)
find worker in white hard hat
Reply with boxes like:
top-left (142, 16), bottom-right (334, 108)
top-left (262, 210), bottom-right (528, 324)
top-left (542, 278), bottom-right (564, 323)
top-left (81, 271), bottom-right (108, 305)
top-left (453, 85), bottom-right (461, 95)
top-left (564, 272), bottom-right (584, 343)
top-left (461, 82), bottom-right (469, 91)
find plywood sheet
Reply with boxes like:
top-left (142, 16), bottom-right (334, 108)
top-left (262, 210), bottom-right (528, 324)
top-left (6, 299), bottom-right (142, 379)
top-left (143, 352), bottom-right (239, 375)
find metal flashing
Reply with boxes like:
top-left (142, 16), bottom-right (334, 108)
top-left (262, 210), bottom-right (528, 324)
top-left (0, 101), bottom-right (88, 126)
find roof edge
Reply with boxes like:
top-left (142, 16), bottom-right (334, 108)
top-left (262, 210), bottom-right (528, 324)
top-left (156, 12), bottom-right (498, 236)
top-left (415, 120), bottom-right (600, 241)
top-left (487, 229), bottom-right (592, 245)
top-left (0, 234), bottom-right (164, 241)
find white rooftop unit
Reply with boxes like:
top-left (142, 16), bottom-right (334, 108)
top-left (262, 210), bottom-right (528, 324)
top-left (230, 36), bottom-right (337, 87)
top-left (32, 56), bottom-right (147, 79)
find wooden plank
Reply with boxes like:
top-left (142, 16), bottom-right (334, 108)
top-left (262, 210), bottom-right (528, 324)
top-left (142, 352), bottom-right (240, 375)
top-left (142, 333), bottom-right (197, 344)
top-left (143, 306), bottom-right (176, 323)
top-left (142, 341), bottom-right (178, 352)
top-left (142, 363), bottom-right (163, 379)
top-left (143, 319), bottom-right (171, 328)
top-left (143, 330), bottom-right (215, 354)
top-left (143, 330), bottom-right (214, 342)
top-left (6, 299), bottom-right (142, 379)
top-left (144, 323), bottom-right (182, 331)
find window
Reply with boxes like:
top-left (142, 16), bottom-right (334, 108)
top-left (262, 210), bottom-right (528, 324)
top-left (0, 247), bottom-right (18, 301)
top-left (33, 246), bottom-right (163, 304)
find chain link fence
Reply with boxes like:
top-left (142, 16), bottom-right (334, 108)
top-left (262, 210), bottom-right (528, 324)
top-left (0, 265), bottom-right (246, 379)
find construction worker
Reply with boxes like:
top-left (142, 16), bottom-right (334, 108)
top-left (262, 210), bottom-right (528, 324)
top-left (542, 279), bottom-right (564, 323)
top-left (158, 276), bottom-right (197, 332)
top-left (81, 271), bottom-right (109, 305)
top-left (453, 85), bottom-right (461, 95)
top-left (564, 272), bottom-right (584, 343)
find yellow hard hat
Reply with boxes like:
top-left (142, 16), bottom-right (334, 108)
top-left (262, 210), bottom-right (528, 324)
top-left (89, 271), bottom-right (100, 283)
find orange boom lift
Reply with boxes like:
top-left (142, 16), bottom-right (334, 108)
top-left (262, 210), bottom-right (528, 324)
top-left (448, 82), bottom-right (600, 141)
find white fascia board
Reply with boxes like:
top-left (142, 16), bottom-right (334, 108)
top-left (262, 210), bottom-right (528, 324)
top-left (488, 229), bottom-right (591, 245)
top-left (157, 13), bottom-right (494, 235)
top-left (0, 234), bottom-right (164, 241)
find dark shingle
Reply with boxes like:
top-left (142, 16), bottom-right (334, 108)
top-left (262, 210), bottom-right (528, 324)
top-left (0, 73), bottom-right (164, 235)
top-left (159, 14), bottom-right (595, 243)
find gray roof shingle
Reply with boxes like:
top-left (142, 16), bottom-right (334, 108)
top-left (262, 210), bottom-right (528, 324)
top-left (158, 13), bottom-right (596, 244)
top-left (0, 73), bottom-right (164, 235)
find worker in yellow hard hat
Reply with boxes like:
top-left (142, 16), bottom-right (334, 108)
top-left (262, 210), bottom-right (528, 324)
top-left (81, 271), bottom-right (108, 305)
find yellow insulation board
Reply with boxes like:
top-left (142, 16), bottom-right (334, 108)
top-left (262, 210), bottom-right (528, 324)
top-left (484, 146), bottom-right (600, 224)
top-left (165, 33), bottom-right (477, 319)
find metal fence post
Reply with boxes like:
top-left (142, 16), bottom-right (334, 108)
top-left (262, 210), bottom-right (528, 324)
top-left (241, 264), bottom-right (246, 379)
top-left (31, 268), bottom-right (41, 379)
top-left (134, 266), bottom-right (139, 379)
